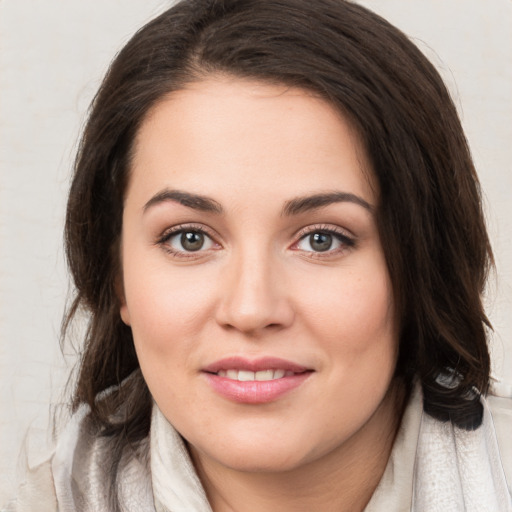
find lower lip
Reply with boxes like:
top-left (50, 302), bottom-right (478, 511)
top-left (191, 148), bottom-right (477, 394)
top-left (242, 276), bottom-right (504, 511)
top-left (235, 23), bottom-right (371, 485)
top-left (203, 372), bottom-right (312, 404)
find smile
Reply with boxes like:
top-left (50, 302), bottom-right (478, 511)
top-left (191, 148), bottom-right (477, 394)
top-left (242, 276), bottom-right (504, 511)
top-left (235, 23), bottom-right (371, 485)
top-left (215, 369), bottom-right (295, 381)
top-left (203, 357), bottom-right (313, 404)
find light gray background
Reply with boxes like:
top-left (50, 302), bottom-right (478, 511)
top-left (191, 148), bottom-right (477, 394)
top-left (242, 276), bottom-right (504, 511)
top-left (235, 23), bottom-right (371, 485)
top-left (1, 0), bottom-right (511, 500)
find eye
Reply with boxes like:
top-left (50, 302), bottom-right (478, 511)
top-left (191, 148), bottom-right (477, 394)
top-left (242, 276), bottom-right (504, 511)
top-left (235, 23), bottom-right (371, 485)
top-left (293, 227), bottom-right (355, 255)
top-left (158, 226), bottom-right (218, 256)
top-left (167, 230), bottom-right (215, 252)
top-left (174, 231), bottom-right (209, 251)
top-left (299, 232), bottom-right (337, 252)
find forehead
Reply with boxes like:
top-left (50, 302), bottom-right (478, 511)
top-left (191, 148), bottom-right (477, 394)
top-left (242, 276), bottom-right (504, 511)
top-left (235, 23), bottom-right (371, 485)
top-left (128, 77), bottom-right (375, 208)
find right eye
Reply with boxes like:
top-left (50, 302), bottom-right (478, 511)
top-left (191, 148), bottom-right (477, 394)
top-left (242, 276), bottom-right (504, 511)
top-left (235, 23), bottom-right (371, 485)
top-left (170, 230), bottom-right (213, 252)
top-left (158, 226), bottom-right (218, 257)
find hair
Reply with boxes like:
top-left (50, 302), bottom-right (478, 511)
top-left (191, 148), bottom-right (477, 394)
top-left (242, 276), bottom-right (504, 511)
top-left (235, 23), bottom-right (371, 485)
top-left (64, 0), bottom-right (493, 491)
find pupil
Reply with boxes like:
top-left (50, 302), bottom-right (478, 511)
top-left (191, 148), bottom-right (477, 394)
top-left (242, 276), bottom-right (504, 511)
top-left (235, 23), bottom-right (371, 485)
top-left (310, 232), bottom-right (332, 252)
top-left (181, 231), bottom-right (204, 251)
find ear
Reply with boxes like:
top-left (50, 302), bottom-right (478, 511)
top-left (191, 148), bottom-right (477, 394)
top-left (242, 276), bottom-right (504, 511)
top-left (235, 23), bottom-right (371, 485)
top-left (120, 302), bottom-right (131, 326)
top-left (115, 274), bottom-right (131, 326)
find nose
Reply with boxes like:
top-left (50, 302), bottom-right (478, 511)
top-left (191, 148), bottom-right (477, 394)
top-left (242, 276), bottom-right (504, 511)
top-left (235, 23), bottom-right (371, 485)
top-left (215, 250), bottom-right (295, 335)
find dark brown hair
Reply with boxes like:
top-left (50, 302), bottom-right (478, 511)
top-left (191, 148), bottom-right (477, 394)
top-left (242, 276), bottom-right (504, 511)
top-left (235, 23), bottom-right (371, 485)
top-left (65, 0), bottom-right (492, 463)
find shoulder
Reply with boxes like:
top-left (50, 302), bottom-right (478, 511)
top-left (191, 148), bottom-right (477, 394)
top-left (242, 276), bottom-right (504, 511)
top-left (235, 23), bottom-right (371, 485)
top-left (2, 406), bottom-right (90, 512)
top-left (1, 457), bottom-right (56, 512)
top-left (53, 404), bottom-right (153, 510)
top-left (487, 378), bottom-right (512, 492)
top-left (3, 404), bottom-right (152, 512)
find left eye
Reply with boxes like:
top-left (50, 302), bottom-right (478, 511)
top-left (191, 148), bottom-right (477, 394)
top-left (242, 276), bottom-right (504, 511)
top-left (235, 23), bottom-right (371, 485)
top-left (296, 231), bottom-right (347, 253)
top-left (165, 230), bottom-right (215, 252)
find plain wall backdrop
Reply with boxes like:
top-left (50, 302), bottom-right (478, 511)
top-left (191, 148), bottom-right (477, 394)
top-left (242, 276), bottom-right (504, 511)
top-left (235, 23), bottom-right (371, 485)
top-left (1, 0), bottom-right (511, 501)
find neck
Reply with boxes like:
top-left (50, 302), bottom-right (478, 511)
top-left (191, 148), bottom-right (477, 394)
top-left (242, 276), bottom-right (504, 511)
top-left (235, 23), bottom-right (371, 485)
top-left (191, 380), bottom-right (407, 512)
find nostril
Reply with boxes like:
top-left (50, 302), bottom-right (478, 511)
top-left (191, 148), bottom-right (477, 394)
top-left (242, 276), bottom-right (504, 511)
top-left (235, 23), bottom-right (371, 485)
top-left (214, 273), bottom-right (295, 333)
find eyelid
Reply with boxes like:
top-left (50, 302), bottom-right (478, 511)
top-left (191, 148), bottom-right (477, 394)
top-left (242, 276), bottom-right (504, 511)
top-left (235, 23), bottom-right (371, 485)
top-left (294, 223), bottom-right (354, 241)
top-left (155, 222), bottom-right (355, 259)
top-left (156, 223), bottom-right (221, 257)
top-left (290, 224), bottom-right (356, 255)
top-left (157, 222), bottom-right (216, 242)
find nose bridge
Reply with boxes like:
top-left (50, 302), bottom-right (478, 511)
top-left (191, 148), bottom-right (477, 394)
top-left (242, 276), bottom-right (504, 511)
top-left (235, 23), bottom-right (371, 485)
top-left (217, 241), bottom-right (293, 333)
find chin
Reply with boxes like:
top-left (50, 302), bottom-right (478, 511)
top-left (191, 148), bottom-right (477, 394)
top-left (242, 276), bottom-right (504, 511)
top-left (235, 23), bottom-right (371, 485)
top-left (188, 425), bottom-right (333, 475)
top-left (196, 444), bottom-right (309, 474)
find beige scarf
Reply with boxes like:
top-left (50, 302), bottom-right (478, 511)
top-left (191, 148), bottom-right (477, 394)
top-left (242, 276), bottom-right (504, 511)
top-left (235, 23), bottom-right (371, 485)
top-left (5, 384), bottom-right (511, 511)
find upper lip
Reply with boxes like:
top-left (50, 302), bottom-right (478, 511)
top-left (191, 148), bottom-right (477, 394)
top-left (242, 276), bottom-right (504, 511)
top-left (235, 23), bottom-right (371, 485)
top-left (203, 356), bottom-right (311, 374)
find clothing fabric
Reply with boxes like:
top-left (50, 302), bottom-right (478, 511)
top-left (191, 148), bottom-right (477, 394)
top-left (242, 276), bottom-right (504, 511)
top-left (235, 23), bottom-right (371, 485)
top-left (4, 381), bottom-right (512, 511)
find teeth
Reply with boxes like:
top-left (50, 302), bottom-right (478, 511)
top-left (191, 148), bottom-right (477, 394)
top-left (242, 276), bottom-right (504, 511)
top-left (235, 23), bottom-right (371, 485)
top-left (226, 369), bottom-right (238, 379)
top-left (216, 369), bottom-right (294, 381)
top-left (238, 370), bottom-right (254, 381)
top-left (255, 370), bottom-right (274, 381)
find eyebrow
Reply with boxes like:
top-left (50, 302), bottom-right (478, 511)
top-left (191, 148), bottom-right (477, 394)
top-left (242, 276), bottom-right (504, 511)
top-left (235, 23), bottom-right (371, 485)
top-left (143, 189), bottom-right (372, 216)
top-left (282, 192), bottom-right (373, 216)
top-left (143, 189), bottom-right (223, 214)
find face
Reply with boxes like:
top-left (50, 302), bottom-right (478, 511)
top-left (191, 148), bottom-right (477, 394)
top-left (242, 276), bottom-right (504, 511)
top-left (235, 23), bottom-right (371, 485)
top-left (120, 77), bottom-right (398, 474)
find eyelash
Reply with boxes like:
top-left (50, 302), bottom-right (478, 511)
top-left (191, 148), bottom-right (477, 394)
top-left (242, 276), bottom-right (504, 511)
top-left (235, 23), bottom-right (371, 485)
top-left (156, 223), bottom-right (355, 259)
top-left (293, 224), bottom-right (356, 257)
top-left (156, 223), bottom-right (220, 259)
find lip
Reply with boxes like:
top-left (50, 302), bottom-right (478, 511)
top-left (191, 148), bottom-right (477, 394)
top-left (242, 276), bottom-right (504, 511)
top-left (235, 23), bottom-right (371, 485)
top-left (202, 356), bottom-right (313, 404)
top-left (203, 356), bottom-right (310, 374)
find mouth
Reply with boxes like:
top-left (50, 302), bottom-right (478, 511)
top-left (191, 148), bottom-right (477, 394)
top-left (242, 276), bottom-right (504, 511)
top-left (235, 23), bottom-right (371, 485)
top-left (202, 357), bottom-right (313, 404)
top-left (215, 369), bottom-right (296, 381)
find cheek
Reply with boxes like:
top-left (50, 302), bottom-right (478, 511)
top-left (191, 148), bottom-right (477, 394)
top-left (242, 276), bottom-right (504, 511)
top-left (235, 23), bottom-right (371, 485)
top-left (121, 259), bottom-right (217, 357)
top-left (299, 261), bottom-right (397, 427)
top-left (122, 268), bottom-right (216, 410)
top-left (299, 262), bottom-right (395, 348)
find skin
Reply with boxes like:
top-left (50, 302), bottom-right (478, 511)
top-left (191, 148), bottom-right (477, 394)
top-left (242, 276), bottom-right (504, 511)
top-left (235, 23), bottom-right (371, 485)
top-left (120, 76), bottom-right (402, 512)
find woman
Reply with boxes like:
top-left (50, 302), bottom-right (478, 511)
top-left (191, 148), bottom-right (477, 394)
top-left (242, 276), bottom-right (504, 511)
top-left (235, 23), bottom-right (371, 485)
top-left (5, 0), bottom-right (511, 510)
